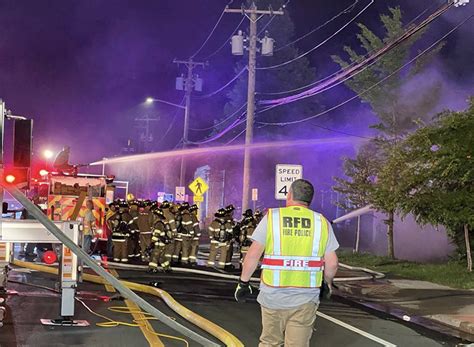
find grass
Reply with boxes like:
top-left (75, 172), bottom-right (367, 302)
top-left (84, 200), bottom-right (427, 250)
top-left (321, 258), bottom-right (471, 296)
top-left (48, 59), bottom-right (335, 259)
top-left (337, 250), bottom-right (474, 290)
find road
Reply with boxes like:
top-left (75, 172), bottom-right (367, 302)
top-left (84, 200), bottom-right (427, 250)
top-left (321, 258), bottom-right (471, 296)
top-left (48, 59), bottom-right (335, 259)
top-left (1, 265), bottom-right (467, 347)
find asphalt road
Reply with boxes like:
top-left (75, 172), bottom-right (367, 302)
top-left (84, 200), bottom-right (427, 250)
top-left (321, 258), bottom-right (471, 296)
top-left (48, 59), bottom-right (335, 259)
top-left (0, 266), bottom-right (468, 347)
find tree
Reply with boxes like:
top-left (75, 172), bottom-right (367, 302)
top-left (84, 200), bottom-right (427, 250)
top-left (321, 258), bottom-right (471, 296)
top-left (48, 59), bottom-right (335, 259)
top-left (385, 100), bottom-right (474, 271)
top-left (332, 7), bottom-right (444, 259)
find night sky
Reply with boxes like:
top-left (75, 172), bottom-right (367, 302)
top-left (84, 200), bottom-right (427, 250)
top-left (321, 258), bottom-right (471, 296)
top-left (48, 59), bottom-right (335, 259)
top-left (0, 0), bottom-right (473, 165)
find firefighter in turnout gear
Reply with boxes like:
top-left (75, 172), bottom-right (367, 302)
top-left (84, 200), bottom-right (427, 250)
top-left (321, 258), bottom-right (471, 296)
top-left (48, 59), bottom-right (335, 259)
top-left (178, 202), bottom-right (194, 265)
top-left (148, 207), bottom-right (171, 272)
top-left (138, 200), bottom-right (154, 261)
top-left (239, 209), bottom-right (256, 265)
top-left (111, 200), bottom-right (131, 262)
top-left (254, 209), bottom-right (263, 224)
top-left (188, 204), bottom-right (201, 265)
top-left (223, 204), bottom-right (238, 269)
top-left (171, 203), bottom-right (183, 264)
top-left (127, 200), bottom-right (141, 259)
top-left (207, 209), bottom-right (226, 267)
top-left (161, 201), bottom-right (178, 265)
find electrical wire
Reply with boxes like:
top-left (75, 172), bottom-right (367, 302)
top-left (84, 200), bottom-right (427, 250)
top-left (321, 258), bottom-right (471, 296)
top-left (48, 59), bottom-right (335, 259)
top-left (259, 1), bottom-right (454, 107)
top-left (256, 2), bottom-right (439, 96)
top-left (202, 16), bottom-right (246, 60)
top-left (225, 127), bottom-right (247, 145)
top-left (189, 0), bottom-right (234, 59)
top-left (256, 0), bottom-right (374, 70)
top-left (187, 115), bottom-right (246, 145)
top-left (275, 0), bottom-right (359, 53)
top-left (76, 298), bottom-right (189, 346)
top-left (156, 97), bottom-right (185, 146)
top-left (189, 102), bottom-right (247, 131)
top-left (193, 66), bottom-right (247, 99)
top-left (310, 124), bottom-right (372, 139)
top-left (256, 14), bottom-right (472, 126)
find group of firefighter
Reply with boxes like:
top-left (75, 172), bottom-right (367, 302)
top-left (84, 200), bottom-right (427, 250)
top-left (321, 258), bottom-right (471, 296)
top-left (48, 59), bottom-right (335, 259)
top-left (105, 198), bottom-right (263, 272)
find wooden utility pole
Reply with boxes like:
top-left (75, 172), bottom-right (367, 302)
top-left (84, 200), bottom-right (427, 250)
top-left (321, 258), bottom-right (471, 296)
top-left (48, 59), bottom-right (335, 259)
top-left (225, 3), bottom-right (283, 212)
top-left (173, 58), bottom-right (205, 186)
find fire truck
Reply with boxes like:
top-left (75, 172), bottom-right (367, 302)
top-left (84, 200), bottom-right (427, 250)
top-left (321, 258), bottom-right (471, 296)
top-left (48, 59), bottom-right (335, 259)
top-left (32, 173), bottom-right (115, 254)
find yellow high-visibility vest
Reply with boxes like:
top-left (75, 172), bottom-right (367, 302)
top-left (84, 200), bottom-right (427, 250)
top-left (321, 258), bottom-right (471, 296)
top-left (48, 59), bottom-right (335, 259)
top-left (261, 206), bottom-right (329, 288)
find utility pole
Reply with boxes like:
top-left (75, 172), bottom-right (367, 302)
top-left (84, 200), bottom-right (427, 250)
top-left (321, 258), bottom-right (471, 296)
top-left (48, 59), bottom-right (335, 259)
top-left (226, 3), bottom-right (284, 212)
top-left (135, 114), bottom-right (159, 153)
top-left (173, 58), bottom-right (205, 186)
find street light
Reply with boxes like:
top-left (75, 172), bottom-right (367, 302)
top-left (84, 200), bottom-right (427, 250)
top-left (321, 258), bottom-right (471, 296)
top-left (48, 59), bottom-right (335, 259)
top-left (43, 149), bottom-right (54, 159)
top-left (144, 97), bottom-right (187, 186)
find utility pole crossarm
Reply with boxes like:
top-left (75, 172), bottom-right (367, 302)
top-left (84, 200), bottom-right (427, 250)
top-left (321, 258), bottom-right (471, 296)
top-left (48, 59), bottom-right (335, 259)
top-left (224, 8), bottom-right (284, 15)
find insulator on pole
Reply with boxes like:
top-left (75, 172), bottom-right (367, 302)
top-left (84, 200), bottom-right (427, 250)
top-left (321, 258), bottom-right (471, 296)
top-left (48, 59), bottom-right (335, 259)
top-left (231, 30), bottom-right (244, 56)
top-left (194, 77), bottom-right (203, 92)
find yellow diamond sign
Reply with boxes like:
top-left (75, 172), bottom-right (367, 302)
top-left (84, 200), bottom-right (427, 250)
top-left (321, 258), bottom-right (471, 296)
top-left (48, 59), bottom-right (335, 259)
top-left (189, 177), bottom-right (208, 196)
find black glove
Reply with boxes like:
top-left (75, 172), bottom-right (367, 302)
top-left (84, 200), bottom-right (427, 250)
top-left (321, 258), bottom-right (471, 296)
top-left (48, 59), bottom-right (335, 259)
top-left (320, 281), bottom-right (337, 300)
top-left (234, 278), bottom-right (253, 302)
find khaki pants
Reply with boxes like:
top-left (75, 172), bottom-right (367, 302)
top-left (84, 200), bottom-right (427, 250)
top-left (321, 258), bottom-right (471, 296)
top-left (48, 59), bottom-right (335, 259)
top-left (217, 243), bottom-right (230, 269)
top-left (112, 240), bottom-right (128, 262)
top-left (259, 302), bottom-right (318, 347)
top-left (149, 243), bottom-right (168, 269)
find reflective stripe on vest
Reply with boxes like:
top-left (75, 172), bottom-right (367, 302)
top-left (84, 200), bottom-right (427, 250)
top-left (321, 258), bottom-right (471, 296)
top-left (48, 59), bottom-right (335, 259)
top-left (261, 207), bottom-right (329, 288)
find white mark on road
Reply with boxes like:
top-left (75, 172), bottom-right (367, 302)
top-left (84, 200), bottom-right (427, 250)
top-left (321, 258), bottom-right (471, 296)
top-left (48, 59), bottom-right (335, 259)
top-left (317, 312), bottom-right (397, 347)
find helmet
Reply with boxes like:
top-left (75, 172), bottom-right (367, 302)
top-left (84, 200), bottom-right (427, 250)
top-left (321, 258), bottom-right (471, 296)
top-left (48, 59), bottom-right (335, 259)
top-left (215, 208), bottom-right (226, 217)
top-left (255, 209), bottom-right (262, 216)
top-left (243, 209), bottom-right (253, 217)
top-left (118, 200), bottom-right (129, 208)
top-left (126, 193), bottom-right (135, 202)
top-left (179, 202), bottom-right (190, 211)
top-left (189, 204), bottom-right (198, 212)
top-left (225, 204), bottom-right (235, 212)
top-left (149, 201), bottom-right (159, 211)
top-left (153, 208), bottom-right (165, 218)
top-left (161, 200), bottom-right (171, 209)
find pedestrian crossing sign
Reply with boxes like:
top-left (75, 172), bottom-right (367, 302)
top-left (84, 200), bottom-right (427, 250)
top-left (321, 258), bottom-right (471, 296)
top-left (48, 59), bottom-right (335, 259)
top-left (189, 177), bottom-right (208, 196)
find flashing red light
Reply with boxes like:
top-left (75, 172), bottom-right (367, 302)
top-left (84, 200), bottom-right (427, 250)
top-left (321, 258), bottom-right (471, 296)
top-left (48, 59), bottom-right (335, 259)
top-left (5, 175), bottom-right (16, 184)
top-left (39, 169), bottom-right (49, 176)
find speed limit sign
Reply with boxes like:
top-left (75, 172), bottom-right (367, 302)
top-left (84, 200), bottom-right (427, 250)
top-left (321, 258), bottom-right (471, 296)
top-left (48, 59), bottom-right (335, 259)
top-left (275, 164), bottom-right (303, 200)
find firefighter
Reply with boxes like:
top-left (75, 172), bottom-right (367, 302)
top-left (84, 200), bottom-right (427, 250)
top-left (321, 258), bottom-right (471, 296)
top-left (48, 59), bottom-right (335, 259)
top-left (138, 200), bottom-right (154, 262)
top-left (178, 202), bottom-right (194, 265)
top-left (161, 201), bottom-right (178, 266)
top-left (223, 204), bottom-right (238, 269)
top-left (111, 200), bottom-right (131, 262)
top-left (148, 207), bottom-right (171, 272)
top-left (105, 201), bottom-right (118, 259)
top-left (207, 208), bottom-right (226, 267)
top-left (171, 203), bottom-right (183, 264)
top-left (254, 209), bottom-right (263, 224)
top-left (239, 209), bottom-right (256, 265)
top-left (127, 200), bottom-right (141, 259)
top-left (188, 204), bottom-right (201, 265)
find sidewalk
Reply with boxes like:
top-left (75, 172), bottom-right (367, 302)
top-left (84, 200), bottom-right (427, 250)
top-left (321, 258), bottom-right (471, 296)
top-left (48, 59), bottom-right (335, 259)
top-left (336, 275), bottom-right (474, 342)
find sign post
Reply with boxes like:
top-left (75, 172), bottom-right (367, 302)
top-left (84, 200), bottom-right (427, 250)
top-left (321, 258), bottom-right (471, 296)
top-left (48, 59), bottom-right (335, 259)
top-left (275, 164), bottom-right (303, 200)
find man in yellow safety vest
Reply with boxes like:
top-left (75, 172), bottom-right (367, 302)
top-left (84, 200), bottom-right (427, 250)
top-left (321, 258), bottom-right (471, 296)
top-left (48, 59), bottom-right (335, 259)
top-left (234, 179), bottom-right (339, 347)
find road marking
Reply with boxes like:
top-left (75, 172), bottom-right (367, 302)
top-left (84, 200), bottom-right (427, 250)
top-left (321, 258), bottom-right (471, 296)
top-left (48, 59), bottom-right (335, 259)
top-left (105, 269), bottom-right (164, 347)
top-left (317, 312), bottom-right (397, 347)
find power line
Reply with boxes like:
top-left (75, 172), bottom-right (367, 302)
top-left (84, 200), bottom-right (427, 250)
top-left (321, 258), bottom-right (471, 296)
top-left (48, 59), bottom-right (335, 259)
top-left (256, 14), bottom-right (472, 126)
top-left (256, 0), bottom-right (374, 70)
top-left (189, 102), bottom-right (247, 131)
top-left (256, 3), bottom-right (440, 96)
top-left (187, 115), bottom-right (246, 145)
top-left (259, 2), bottom-right (453, 107)
top-left (225, 128), bottom-right (246, 145)
top-left (189, 1), bottom-right (233, 59)
top-left (275, 0), bottom-right (359, 53)
top-left (202, 16), bottom-right (246, 60)
top-left (310, 124), bottom-right (372, 139)
top-left (193, 66), bottom-right (247, 99)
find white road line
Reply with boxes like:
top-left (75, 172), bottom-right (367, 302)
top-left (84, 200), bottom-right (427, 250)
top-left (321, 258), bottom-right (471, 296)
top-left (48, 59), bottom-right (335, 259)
top-left (317, 312), bottom-right (397, 347)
